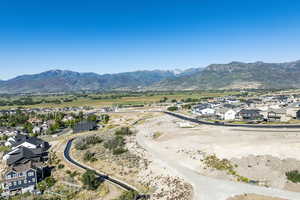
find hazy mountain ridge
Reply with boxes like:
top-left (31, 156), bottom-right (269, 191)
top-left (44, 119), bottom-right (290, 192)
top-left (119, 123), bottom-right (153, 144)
top-left (1, 60), bottom-right (300, 93)
top-left (0, 69), bottom-right (177, 93)
top-left (151, 60), bottom-right (300, 90)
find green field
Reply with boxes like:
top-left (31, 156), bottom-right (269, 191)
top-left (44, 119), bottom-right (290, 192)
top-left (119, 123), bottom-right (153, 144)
top-left (0, 90), bottom-right (246, 109)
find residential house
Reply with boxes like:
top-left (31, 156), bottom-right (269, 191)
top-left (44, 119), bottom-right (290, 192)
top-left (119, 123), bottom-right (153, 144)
top-left (236, 109), bottom-right (263, 121)
top-left (216, 108), bottom-right (239, 121)
top-left (73, 121), bottom-right (97, 133)
top-left (1, 161), bottom-right (44, 196)
top-left (5, 134), bottom-right (50, 151)
top-left (27, 118), bottom-right (43, 126)
top-left (198, 108), bottom-right (216, 115)
top-left (3, 146), bottom-right (48, 164)
top-left (286, 102), bottom-right (300, 119)
top-left (1, 135), bottom-right (50, 197)
top-left (264, 108), bottom-right (289, 122)
top-left (32, 127), bottom-right (41, 134)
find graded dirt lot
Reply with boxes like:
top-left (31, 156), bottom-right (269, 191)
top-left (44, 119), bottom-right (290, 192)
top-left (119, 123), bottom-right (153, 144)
top-left (227, 194), bottom-right (287, 200)
top-left (134, 113), bottom-right (300, 200)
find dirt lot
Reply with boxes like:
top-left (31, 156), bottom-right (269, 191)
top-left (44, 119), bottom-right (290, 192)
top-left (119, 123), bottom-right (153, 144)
top-left (134, 114), bottom-right (300, 193)
top-left (227, 194), bottom-right (288, 200)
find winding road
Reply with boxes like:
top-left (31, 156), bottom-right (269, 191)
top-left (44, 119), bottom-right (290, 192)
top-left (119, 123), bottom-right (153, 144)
top-left (63, 138), bottom-right (139, 192)
top-left (164, 111), bottom-right (300, 128)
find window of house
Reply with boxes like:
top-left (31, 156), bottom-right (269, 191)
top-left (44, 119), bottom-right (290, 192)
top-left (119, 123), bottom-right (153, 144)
top-left (28, 172), bottom-right (34, 176)
top-left (6, 175), bottom-right (11, 179)
top-left (24, 180), bottom-right (27, 184)
top-left (9, 182), bottom-right (12, 186)
top-left (18, 172), bottom-right (23, 177)
top-left (13, 181), bottom-right (17, 186)
top-left (32, 178), bottom-right (35, 182)
top-left (18, 180), bottom-right (22, 185)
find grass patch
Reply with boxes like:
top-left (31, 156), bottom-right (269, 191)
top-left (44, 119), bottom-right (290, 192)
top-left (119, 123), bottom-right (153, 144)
top-left (202, 154), bottom-right (250, 183)
top-left (153, 131), bottom-right (163, 139)
top-left (286, 170), bottom-right (300, 183)
top-left (0, 146), bottom-right (11, 152)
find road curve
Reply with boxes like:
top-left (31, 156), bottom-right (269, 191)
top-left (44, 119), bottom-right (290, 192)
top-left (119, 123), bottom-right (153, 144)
top-left (63, 138), bottom-right (138, 192)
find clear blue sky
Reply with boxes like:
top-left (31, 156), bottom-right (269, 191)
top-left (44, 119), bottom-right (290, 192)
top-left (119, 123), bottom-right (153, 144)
top-left (1, 0), bottom-right (300, 80)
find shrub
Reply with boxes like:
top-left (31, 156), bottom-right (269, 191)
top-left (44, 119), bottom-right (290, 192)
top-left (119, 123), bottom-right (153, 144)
top-left (75, 135), bottom-right (103, 150)
top-left (100, 114), bottom-right (110, 124)
top-left (83, 151), bottom-right (97, 162)
top-left (104, 136), bottom-right (125, 150)
top-left (113, 148), bottom-right (128, 155)
top-left (286, 170), bottom-right (300, 183)
top-left (104, 135), bottom-right (128, 155)
top-left (57, 164), bottom-right (65, 169)
top-left (75, 142), bottom-right (88, 150)
top-left (115, 127), bottom-right (133, 136)
top-left (167, 106), bottom-right (178, 111)
top-left (116, 190), bottom-right (139, 200)
top-left (37, 176), bottom-right (56, 191)
top-left (66, 170), bottom-right (79, 178)
top-left (81, 170), bottom-right (102, 190)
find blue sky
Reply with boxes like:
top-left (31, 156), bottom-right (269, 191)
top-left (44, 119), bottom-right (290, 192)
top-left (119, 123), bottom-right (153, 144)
top-left (0, 0), bottom-right (300, 80)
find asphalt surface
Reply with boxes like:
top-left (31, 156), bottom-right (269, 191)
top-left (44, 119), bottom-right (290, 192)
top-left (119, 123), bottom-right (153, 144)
top-left (164, 111), bottom-right (300, 128)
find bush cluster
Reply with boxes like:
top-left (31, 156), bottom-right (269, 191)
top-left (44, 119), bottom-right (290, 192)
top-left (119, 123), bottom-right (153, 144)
top-left (75, 135), bottom-right (103, 150)
top-left (167, 106), bottom-right (178, 111)
top-left (104, 127), bottom-right (133, 155)
top-left (83, 151), bottom-right (97, 162)
top-left (81, 170), bottom-right (102, 190)
top-left (115, 127), bottom-right (133, 136)
top-left (286, 170), bottom-right (300, 183)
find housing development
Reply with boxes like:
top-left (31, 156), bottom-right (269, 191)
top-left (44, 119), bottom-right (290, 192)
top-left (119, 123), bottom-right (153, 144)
top-left (0, 89), bottom-right (300, 200)
top-left (1, 1), bottom-right (300, 199)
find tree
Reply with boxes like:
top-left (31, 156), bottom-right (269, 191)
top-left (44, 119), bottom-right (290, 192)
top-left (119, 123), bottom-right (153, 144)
top-left (159, 97), bottom-right (168, 103)
top-left (100, 114), bottom-right (110, 124)
top-left (78, 111), bottom-right (84, 121)
top-left (81, 170), bottom-right (102, 190)
top-left (23, 122), bottom-right (33, 133)
top-left (37, 177), bottom-right (56, 191)
top-left (87, 114), bottom-right (97, 122)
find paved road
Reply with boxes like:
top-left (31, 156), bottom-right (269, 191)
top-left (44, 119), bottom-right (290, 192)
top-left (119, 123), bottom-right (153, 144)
top-left (63, 138), bottom-right (138, 192)
top-left (164, 111), bottom-right (300, 128)
top-left (136, 130), bottom-right (300, 200)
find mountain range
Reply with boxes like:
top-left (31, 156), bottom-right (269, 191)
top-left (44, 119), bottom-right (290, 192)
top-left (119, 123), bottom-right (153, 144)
top-left (1, 60), bottom-right (300, 93)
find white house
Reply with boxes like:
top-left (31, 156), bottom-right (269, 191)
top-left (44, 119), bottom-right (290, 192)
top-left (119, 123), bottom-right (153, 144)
top-left (216, 108), bottom-right (238, 120)
top-left (224, 109), bottom-right (238, 121)
top-left (199, 108), bottom-right (215, 115)
top-left (32, 127), bottom-right (41, 134)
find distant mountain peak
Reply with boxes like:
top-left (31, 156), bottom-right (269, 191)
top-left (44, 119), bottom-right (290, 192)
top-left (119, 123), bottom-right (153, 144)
top-left (1, 59), bottom-right (300, 93)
